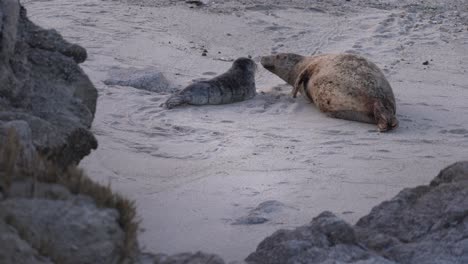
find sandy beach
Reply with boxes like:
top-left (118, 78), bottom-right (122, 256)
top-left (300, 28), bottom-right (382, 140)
top-left (23, 0), bottom-right (468, 262)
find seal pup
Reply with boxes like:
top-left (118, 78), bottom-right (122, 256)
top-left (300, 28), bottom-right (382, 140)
top-left (164, 57), bottom-right (257, 109)
top-left (261, 53), bottom-right (398, 132)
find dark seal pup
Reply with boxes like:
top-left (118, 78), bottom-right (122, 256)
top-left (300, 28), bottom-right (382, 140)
top-left (261, 53), bottom-right (398, 132)
top-left (164, 57), bottom-right (257, 109)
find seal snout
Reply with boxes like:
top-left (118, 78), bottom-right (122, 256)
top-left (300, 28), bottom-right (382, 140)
top-left (260, 56), bottom-right (275, 71)
top-left (263, 64), bottom-right (275, 71)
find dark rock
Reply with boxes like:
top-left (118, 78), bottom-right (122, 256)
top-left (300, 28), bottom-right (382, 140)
top-left (104, 67), bottom-right (172, 93)
top-left (8, 179), bottom-right (72, 200)
top-left (0, 0), bottom-right (98, 167)
top-left (423, 60), bottom-right (429, 65)
top-left (356, 160), bottom-right (468, 264)
top-left (246, 211), bottom-right (395, 264)
top-left (430, 161), bottom-right (468, 186)
top-left (185, 1), bottom-right (207, 7)
top-left (0, 218), bottom-right (53, 264)
top-left (247, 161), bottom-right (468, 264)
top-left (233, 200), bottom-right (293, 225)
top-left (0, 198), bottom-right (124, 264)
top-left (233, 215), bottom-right (269, 225)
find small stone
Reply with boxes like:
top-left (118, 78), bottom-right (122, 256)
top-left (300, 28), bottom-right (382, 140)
top-left (422, 61), bottom-right (429, 65)
top-left (185, 0), bottom-right (205, 6)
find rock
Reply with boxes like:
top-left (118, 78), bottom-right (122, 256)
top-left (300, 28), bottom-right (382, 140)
top-left (246, 211), bottom-right (395, 264)
top-left (247, 161), bottom-right (468, 264)
top-left (104, 67), bottom-right (172, 93)
top-left (0, 197), bottom-right (125, 264)
top-left (233, 200), bottom-right (292, 225)
top-left (0, 120), bottom-right (37, 169)
top-left (0, 1), bottom-right (98, 167)
top-left (185, 1), bottom-right (208, 7)
top-left (0, 218), bottom-right (53, 264)
top-left (8, 179), bottom-right (72, 200)
top-left (430, 161), bottom-right (468, 186)
top-left (233, 215), bottom-right (269, 225)
top-left (356, 160), bottom-right (468, 264)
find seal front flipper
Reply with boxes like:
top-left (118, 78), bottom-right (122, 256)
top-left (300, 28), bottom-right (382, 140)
top-left (164, 94), bottom-right (189, 109)
top-left (293, 68), bottom-right (313, 102)
top-left (373, 101), bottom-right (398, 132)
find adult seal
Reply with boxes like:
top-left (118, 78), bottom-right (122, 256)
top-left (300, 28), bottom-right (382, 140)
top-left (261, 53), bottom-right (398, 132)
top-left (164, 57), bottom-right (257, 109)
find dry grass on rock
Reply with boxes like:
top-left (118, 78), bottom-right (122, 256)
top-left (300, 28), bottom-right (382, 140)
top-left (0, 128), bottom-right (139, 262)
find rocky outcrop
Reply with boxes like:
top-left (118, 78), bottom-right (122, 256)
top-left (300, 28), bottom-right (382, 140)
top-left (233, 200), bottom-right (297, 225)
top-left (0, 4), bottom-right (225, 264)
top-left (0, 0), bottom-right (98, 167)
top-left (0, 217), bottom-right (53, 264)
top-left (247, 161), bottom-right (468, 264)
top-left (246, 211), bottom-right (396, 264)
top-left (355, 161), bottom-right (468, 264)
top-left (0, 198), bottom-right (125, 264)
top-left (0, 121), bottom-right (136, 264)
top-left (0, 1), bottom-right (130, 263)
top-left (104, 67), bottom-right (173, 93)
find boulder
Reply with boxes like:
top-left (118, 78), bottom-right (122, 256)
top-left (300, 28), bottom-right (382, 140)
top-left (104, 67), bottom-right (172, 93)
top-left (356, 161), bottom-right (468, 264)
top-left (247, 161), bottom-right (468, 264)
top-left (0, 0), bottom-right (98, 167)
top-left (246, 211), bottom-right (395, 264)
top-left (0, 218), bottom-right (53, 264)
top-left (233, 200), bottom-right (296, 225)
top-left (0, 198), bottom-right (125, 264)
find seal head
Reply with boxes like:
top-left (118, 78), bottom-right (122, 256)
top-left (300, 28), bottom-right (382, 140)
top-left (261, 53), bottom-right (304, 85)
top-left (232, 57), bottom-right (257, 73)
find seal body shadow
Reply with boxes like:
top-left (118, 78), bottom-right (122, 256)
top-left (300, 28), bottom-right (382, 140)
top-left (261, 53), bottom-right (398, 132)
top-left (164, 57), bottom-right (257, 109)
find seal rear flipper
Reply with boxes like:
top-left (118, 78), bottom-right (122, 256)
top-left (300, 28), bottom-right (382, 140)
top-left (328, 110), bottom-right (375, 124)
top-left (373, 101), bottom-right (398, 132)
top-left (164, 94), bottom-right (188, 109)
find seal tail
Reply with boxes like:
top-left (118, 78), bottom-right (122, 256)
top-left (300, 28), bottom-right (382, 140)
top-left (374, 101), bottom-right (398, 132)
top-left (163, 94), bottom-right (188, 109)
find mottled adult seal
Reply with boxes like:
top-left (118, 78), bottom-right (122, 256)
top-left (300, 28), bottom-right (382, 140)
top-left (261, 53), bottom-right (398, 132)
top-left (164, 57), bottom-right (256, 109)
